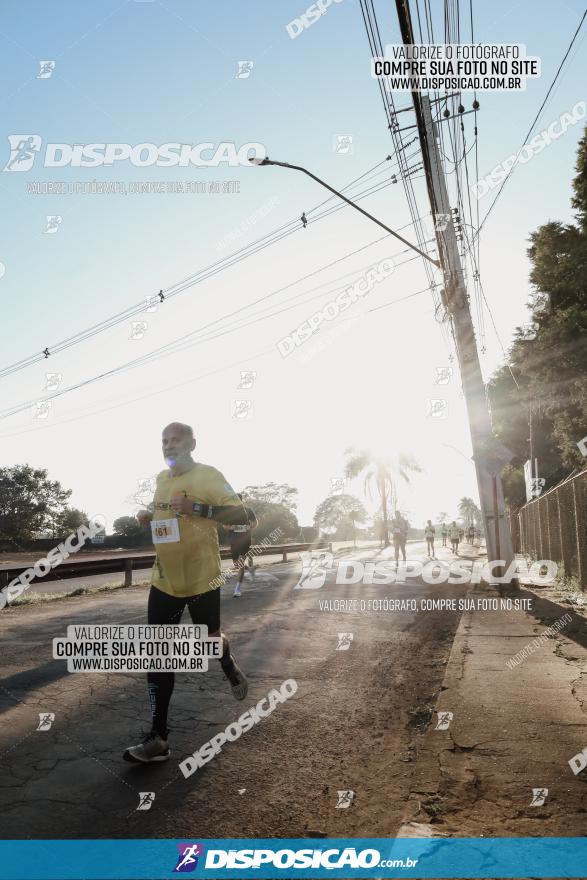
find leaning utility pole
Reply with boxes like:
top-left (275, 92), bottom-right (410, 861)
top-left (395, 0), bottom-right (516, 581)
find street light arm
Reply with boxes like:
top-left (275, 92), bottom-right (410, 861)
top-left (254, 158), bottom-right (440, 269)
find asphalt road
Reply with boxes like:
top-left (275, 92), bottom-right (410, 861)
top-left (0, 541), bottom-right (473, 839)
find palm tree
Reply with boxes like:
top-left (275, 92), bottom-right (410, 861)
top-left (344, 448), bottom-right (422, 547)
top-left (458, 497), bottom-right (479, 528)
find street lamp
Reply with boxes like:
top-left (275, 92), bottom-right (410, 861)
top-left (249, 156), bottom-right (440, 269)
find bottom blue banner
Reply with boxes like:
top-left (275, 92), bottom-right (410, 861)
top-left (1, 837), bottom-right (586, 879)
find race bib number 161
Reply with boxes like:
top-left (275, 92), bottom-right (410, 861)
top-left (151, 518), bottom-right (180, 544)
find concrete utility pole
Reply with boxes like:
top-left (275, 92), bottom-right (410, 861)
top-left (421, 96), bottom-right (515, 578)
top-left (393, 0), bottom-right (516, 580)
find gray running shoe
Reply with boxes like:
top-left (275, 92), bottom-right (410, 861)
top-left (123, 729), bottom-right (170, 763)
top-left (225, 659), bottom-right (249, 701)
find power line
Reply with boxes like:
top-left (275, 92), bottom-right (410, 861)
top-left (0, 241), bottom-right (435, 421)
top-left (0, 153), bottom-right (419, 382)
top-left (473, 8), bottom-right (587, 241)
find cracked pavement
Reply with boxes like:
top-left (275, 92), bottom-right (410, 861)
top-left (1, 543), bottom-right (467, 840)
top-left (401, 576), bottom-right (587, 837)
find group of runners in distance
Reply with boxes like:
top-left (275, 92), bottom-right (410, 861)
top-left (391, 511), bottom-right (480, 561)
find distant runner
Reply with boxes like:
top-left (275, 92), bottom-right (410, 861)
top-left (449, 521), bottom-right (460, 555)
top-left (440, 521), bottom-right (448, 547)
top-left (424, 520), bottom-right (436, 557)
top-left (227, 493), bottom-right (258, 597)
top-left (391, 511), bottom-right (408, 563)
top-left (123, 421), bottom-right (250, 764)
top-left (467, 524), bottom-right (475, 544)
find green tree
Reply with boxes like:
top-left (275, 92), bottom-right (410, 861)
top-left (0, 465), bottom-right (72, 546)
top-left (113, 516), bottom-right (143, 540)
top-left (488, 128), bottom-right (587, 504)
top-left (57, 507), bottom-right (88, 535)
top-left (436, 511), bottom-right (449, 524)
top-left (313, 494), bottom-right (367, 540)
top-left (344, 448), bottom-right (421, 546)
top-left (457, 497), bottom-right (480, 528)
top-left (240, 482), bottom-right (298, 511)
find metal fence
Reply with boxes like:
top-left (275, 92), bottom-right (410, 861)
top-left (509, 468), bottom-right (587, 588)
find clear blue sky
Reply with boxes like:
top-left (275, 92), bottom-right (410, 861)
top-left (0, 0), bottom-right (585, 530)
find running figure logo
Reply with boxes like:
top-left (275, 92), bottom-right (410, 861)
top-left (434, 366), bottom-right (453, 385)
top-left (3, 135), bottom-right (42, 172)
top-left (238, 370), bottom-right (257, 389)
top-left (435, 711), bottom-right (453, 730)
top-left (336, 632), bottom-right (353, 651)
top-left (36, 713), bottom-right (55, 731)
top-left (530, 788), bottom-right (548, 806)
top-left (236, 61), bottom-right (254, 79)
top-left (37, 61), bottom-right (55, 79)
top-left (45, 215), bottom-right (62, 234)
top-left (173, 843), bottom-right (204, 873)
top-left (336, 790), bottom-right (355, 809)
top-left (333, 135), bottom-right (353, 155)
top-left (427, 398), bottom-right (448, 419)
top-left (44, 372), bottom-right (62, 392)
top-left (295, 551), bottom-right (333, 590)
top-left (136, 791), bottom-right (155, 811)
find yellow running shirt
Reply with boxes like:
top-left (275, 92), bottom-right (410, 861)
top-left (150, 463), bottom-right (242, 597)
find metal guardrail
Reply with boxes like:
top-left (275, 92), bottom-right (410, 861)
top-left (0, 542), bottom-right (333, 590)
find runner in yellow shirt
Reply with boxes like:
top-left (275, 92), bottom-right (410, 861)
top-left (123, 421), bottom-right (250, 764)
